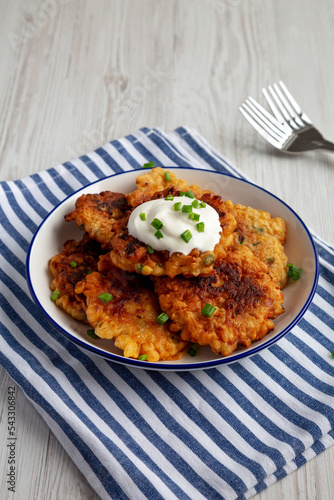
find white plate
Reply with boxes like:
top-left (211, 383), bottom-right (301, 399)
top-left (26, 168), bottom-right (319, 371)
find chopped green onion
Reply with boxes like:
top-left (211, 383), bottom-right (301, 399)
top-left (155, 229), bottom-right (164, 239)
top-left (143, 161), bottom-right (155, 168)
top-left (181, 229), bottom-right (192, 243)
top-left (147, 244), bottom-right (154, 254)
top-left (181, 204), bottom-right (193, 213)
top-left (136, 264), bottom-right (144, 273)
top-left (87, 329), bottom-right (99, 339)
top-left (179, 191), bottom-right (185, 196)
top-left (98, 292), bottom-right (113, 302)
top-left (140, 212), bottom-right (146, 221)
top-left (151, 218), bottom-right (163, 230)
top-left (69, 261), bottom-right (77, 267)
top-left (189, 212), bottom-right (200, 221)
top-left (287, 263), bottom-right (302, 281)
top-left (252, 241), bottom-right (261, 246)
top-left (173, 202), bottom-right (182, 211)
top-left (203, 254), bottom-right (215, 266)
top-left (201, 303), bottom-right (216, 317)
top-left (188, 343), bottom-right (199, 357)
top-left (267, 257), bottom-right (275, 263)
top-left (332, 350), bottom-right (334, 358)
top-left (165, 194), bottom-right (174, 201)
top-left (87, 270), bottom-right (93, 274)
top-left (252, 226), bottom-right (265, 233)
top-left (185, 190), bottom-right (195, 198)
top-left (197, 222), bottom-right (205, 232)
top-left (199, 201), bottom-right (206, 208)
top-left (51, 290), bottom-right (61, 301)
top-left (138, 354), bottom-right (148, 361)
top-left (157, 312), bottom-right (169, 324)
top-left (192, 199), bottom-right (199, 208)
top-left (239, 234), bottom-right (246, 244)
top-left (164, 171), bottom-right (171, 181)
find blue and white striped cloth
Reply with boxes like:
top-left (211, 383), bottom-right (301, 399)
top-left (1, 127), bottom-right (334, 500)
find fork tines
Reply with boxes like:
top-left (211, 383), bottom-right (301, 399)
top-left (239, 81), bottom-right (334, 153)
top-left (239, 81), bottom-right (312, 148)
top-left (239, 92), bottom-right (291, 148)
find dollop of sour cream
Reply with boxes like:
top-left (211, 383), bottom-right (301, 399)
top-left (128, 195), bottom-right (221, 255)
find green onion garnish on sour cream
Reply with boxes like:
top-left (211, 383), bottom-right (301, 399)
top-left (127, 196), bottom-right (221, 255)
top-left (181, 229), bottom-right (192, 243)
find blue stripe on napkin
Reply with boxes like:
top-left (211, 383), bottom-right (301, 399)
top-left (1, 127), bottom-right (334, 500)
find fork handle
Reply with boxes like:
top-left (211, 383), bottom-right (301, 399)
top-left (311, 139), bottom-right (334, 152)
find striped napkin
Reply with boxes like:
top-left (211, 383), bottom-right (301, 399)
top-left (1, 127), bottom-right (334, 500)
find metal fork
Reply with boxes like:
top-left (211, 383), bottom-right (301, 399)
top-left (239, 81), bottom-right (334, 153)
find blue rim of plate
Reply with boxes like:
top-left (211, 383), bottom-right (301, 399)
top-left (26, 168), bottom-right (320, 371)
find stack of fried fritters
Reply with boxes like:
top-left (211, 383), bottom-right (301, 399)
top-left (49, 167), bottom-right (286, 362)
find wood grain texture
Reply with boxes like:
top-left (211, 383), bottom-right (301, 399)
top-left (0, 0), bottom-right (333, 499)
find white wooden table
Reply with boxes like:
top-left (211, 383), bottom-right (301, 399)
top-left (1, 1), bottom-right (333, 498)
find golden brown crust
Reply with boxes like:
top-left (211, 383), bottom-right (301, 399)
top-left (75, 254), bottom-right (188, 361)
top-left (49, 235), bottom-right (104, 322)
top-left (154, 246), bottom-right (284, 356)
top-left (225, 201), bottom-right (287, 244)
top-left (224, 200), bottom-right (288, 288)
top-left (126, 167), bottom-right (190, 208)
top-left (65, 191), bottom-right (130, 249)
